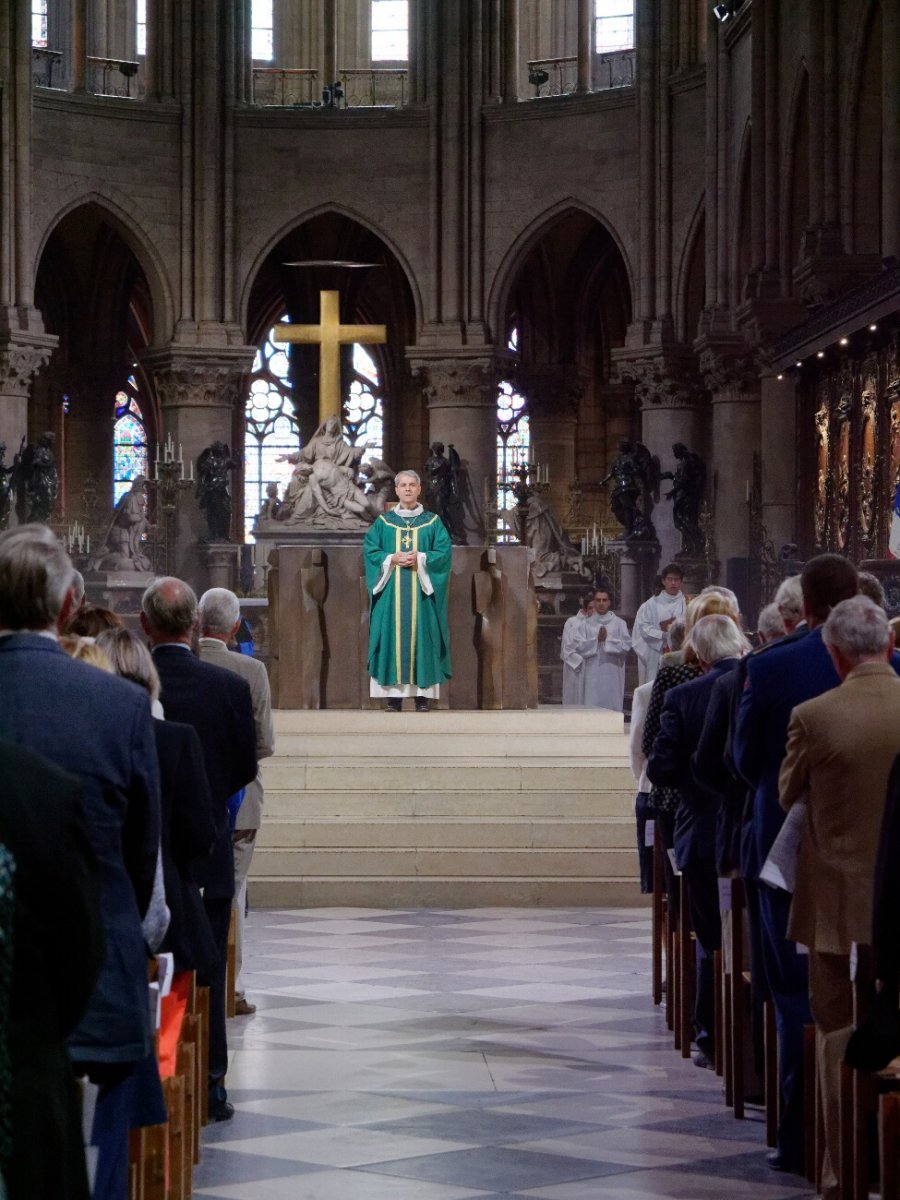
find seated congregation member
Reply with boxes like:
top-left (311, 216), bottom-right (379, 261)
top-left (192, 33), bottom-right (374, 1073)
top-left (97, 627), bottom-right (218, 978)
top-left (198, 588), bottom-right (275, 1017)
top-left (64, 603), bottom-right (123, 638)
top-left (779, 595), bottom-right (900, 1200)
top-left (0, 525), bottom-right (161, 1200)
top-left (858, 569), bottom-right (886, 609)
top-left (773, 574), bottom-right (806, 641)
top-left (733, 553), bottom-right (858, 1175)
top-left (756, 602), bottom-right (786, 645)
top-left (0, 741), bottom-right (104, 1200)
top-left (648, 614), bottom-right (748, 1068)
top-left (141, 577), bottom-right (257, 1122)
top-left (660, 617), bottom-right (686, 667)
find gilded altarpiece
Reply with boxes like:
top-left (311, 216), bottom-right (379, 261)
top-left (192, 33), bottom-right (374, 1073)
top-left (802, 329), bottom-right (900, 562)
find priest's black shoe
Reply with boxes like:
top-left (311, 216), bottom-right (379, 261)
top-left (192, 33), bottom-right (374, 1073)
top-left (415, 698), bottom-right (430, 712)
top-left (383, 698), bottom-right (402, 712)
top-left (766, 1149), bottom-right (802, 1174)
top-left (208, 1081), bottom-right (234, 1122)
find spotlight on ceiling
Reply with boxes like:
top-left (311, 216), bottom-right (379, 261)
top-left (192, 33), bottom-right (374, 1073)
top-left (713, 2), bottom-right (736, 21)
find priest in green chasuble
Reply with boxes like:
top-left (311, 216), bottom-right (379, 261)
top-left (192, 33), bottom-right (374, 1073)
top-left (364, 470), bottom-right (452, 711)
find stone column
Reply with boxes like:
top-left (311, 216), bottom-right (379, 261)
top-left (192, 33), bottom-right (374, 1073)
top-left (141, 344), bottom-right (255, 582)
top-left (0, 337), bottom-right (56, 456)
top-left (502, 0), bottom-right (519, 102)
top-left (883, 0), bottom-right (900, 257)
top-left (575, 0), bottom-right (591, 93)
top-left (759, 372), bottom-right (796, 555)
top-left (623, 359), bottom-right (704, 567)
top-left (408, 352), bottom-right (497, 545)
top-left (518, 364), bottom-right (584, 523)
top-left (700, 347), bottom-right (761, 570)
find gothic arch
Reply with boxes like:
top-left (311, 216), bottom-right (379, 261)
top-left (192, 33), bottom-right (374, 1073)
top-left (239, 201), bottom-right (424, 337)
top-left (733, 120), bottom-right (753, 307)
top-left (33, 192), bottom-right (175, 345)
top-left (487, 199), bottom-right (635, 346)
top-left (780, 62), bottom-right (811, 290)
top-left (841, 0), bottom-right (883, 255)
top-left (674, 191), bottom-right (706, 343)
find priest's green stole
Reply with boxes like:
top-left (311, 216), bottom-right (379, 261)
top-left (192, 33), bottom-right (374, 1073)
top-left (364, 510), bottom-right (452, 688)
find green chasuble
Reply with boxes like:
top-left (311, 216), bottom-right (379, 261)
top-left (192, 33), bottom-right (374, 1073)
top-left (364, 509), bottom-right (452, 688)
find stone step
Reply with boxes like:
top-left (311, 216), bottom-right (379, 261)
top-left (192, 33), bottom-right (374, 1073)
top-left (262, 790), bottom-right (636, 819)
top-left (262, 759), bottom-right (635, 792)
top-left (252, 846), bottom-right (637, 877)
top-left (257, 816), bottom-right (637, 849)
top-left (249, 876), bottom-right (648, 908)
top-left (272, 708), bottom-right (626, 735)
top-left (271, 731), bottom-right (629, 758)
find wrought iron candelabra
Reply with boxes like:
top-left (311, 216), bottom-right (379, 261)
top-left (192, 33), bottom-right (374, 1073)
top-left (145, 435), bottom-right (193, 574)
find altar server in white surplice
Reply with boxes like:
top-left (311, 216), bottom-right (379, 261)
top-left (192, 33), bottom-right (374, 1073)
top-left (631, 562), bottom-right (687, 684)
top-left (579, 589), bottom-right (631, 711)
top-left (560, 592), bottom-right (595, 705)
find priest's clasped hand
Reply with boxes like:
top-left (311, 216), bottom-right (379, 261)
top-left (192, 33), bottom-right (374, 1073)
top-left (597, 625), bottom-right (607, 642)
top-left (391, 550), bottom-right (418, 568)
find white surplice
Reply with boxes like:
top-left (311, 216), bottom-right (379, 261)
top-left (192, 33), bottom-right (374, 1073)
top-left (578, 611), bottom-right (631, 711)
top-left (560, 612), bottom-right (590, 705)
top-left (631, 590), bottom-right (686, 684)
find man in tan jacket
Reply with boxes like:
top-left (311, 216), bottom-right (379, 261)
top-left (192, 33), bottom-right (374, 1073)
top-left (199, 588), bottom-right (275, 1016)
top-left (779, 595), bottom-right (900, 1200)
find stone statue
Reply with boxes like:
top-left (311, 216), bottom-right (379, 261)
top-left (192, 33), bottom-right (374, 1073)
top-left (424, 441), bottom-right (466, 544)
top-left (359, 457), bottom-right (395, 514)
top-left (258, 481), bottom-right (282, 523)
top-left (599, 438), bottom-right (657, 540)
top-left (661, 442), bottom-right (707, 558)
top-left (17, 432), bottom-right (59, 523)
top-left (91, 475), bottom-right (153, 572)
top-left (0, 444), bottom-right (15, 531)
top-left (260, 416), bottom-right (393, 530)
top-left (298, 549), bottom-right (327, 709)
top-left (196, 441), bottom-right (240, 541)
top-left (473, 547), bottom-right (505, 708)
top-left (502, 471), bottom-right (587, 578)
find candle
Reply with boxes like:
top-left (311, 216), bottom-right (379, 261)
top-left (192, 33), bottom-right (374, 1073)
top-left (745, 479), bottom-right (750, 502)
top-left (178, 443), bottom-right (183, 463)
top-left (581, 535), bottom-right (587, 555)
top-left (86, 535), bottom-right (90, 554)
top-left (189, 459), bottom-right (194, 483)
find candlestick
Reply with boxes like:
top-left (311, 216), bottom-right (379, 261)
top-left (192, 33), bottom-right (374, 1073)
top-left (85, 534), bottom-right (90, 554)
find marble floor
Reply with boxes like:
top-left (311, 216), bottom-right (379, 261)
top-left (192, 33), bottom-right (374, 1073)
top-left (194, 908), bottom-right (814, 1200)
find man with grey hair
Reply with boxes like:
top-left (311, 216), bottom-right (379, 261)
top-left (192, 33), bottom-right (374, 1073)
top-left (0, 523), bottom-right (161, 1195)
top-left (142, 576), bottom-right (257, 1121)
top-left (780, 595), bottom-right (900, 1198)
top-left (363, 468), bottom-right (452, 711)
top-left (774, 575), bottom-right (806, 638)
top-left (198, 588), bottom-right (274, 1016)
top-left (756, 602), bottom-right (786, 645)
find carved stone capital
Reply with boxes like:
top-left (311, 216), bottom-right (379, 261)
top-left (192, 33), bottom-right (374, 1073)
top-left (516, 364), bottom-right (586, 420)
top-left (140, 345), bottom-right (256, 410)
top-left (407, 352), bottom-right (498, 410)
top-left (614, 352), bottom-right (702, 410)
top-left (0, 332), bottom-right (57, 397)
top-left (697, 346), bottom-right (759, 397)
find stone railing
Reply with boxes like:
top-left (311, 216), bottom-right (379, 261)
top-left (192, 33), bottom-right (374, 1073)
top-left (526, 48), bottom-right (635, 98)
top-left (32, 46), bottom-right (63, 89)
top-left (251, 67), bottom-right (319, 107)
top-left (337, 68), bottom-right (408, 108)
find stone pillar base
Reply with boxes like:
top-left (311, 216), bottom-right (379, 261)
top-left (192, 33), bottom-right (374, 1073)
top-left (674, 554), bottom-right (717, 599)
top-left (609, 538), bottom-right (660, 621)
top-left (201, 542), bottom-right (239, 591)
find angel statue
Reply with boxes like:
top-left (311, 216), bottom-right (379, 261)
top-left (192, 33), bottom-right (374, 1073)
top-left (661, 442), bottom-right (707, 558)
top-left (196, 441), bottom-right (241, 541)
top-left (599, 438), bottom-right (657, 541)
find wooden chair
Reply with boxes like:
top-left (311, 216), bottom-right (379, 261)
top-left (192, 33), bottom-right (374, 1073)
top-left (652, 827), bottom-right (665, 1008)
top-left (677, 873), bottom-right (695, 1059)
top-left (764, 999), bottom-right (780, 1148)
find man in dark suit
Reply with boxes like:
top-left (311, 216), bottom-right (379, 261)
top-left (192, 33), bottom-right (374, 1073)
top-left (0, 740), bottom-right (104, 1200)
top-left (141, 576), bottom-right (257, 1121)
top-left (0, 523), bottom-right (161, 1198)
top-left (732, 554), bottom-right (858, 1173)
top-left (648, 614), bottom-right (745, 1068)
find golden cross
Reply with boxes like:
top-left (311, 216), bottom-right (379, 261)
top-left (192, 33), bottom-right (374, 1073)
top-left (274, 290), bottom-right (387, 422)
top-left (401, 531), bottom-right (413, 550)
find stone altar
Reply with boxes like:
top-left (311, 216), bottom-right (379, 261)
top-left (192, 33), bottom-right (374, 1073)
top-left (265, 533), bottom-right (536, 710)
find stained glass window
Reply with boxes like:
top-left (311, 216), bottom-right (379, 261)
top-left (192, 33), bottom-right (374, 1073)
top-left (244, 319), bottom-right (299, 542)
top-left (32, 0), bottom-right (48, 47)
top-left (346, 344), bottom-right (384, 462)
top-left (113, 380), bottom-right (149, 505)
top-left (595, 0), bottom-right (634, 52)
top-left (497, 328), bottom-right (529, 542)
top-left (372, 0), bottom-right (408, 61)
top-left (136, 0), bottom-right (147, 56)
top-left (251, 0), bottom-right (274, 61)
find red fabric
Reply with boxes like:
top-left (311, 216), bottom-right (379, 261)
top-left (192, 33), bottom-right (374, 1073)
top-left (158, 970), bottom-right (190, 1079)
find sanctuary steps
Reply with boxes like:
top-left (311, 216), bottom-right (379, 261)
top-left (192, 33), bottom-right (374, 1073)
top-left (252, 708), bottom-right (643, 907)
